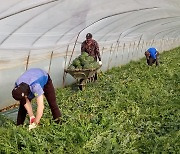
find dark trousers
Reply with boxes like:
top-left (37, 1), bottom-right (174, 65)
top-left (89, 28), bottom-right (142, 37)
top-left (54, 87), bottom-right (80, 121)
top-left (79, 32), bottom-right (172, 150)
top-left (17, 75), bottom-right (61, 125)
top-left (94, 72), bottom-right (98, 80)
top-left (147, 57), bottom-right (159, 66)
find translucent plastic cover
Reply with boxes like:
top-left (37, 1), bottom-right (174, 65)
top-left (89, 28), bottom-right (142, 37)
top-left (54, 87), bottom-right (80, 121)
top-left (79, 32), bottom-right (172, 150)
top-left (0, 0), bottom-right (180, 109)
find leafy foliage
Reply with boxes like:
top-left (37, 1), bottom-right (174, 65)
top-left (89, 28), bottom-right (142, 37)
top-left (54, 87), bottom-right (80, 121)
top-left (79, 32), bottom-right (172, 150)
top-left (68, 52), bottom-right (100, 70)
top-left (0, 47), bottom-right (179, 153)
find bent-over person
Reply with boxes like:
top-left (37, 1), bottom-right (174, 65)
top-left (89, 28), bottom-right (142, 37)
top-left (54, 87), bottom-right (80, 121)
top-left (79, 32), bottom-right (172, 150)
top-left (12, 68), bottom-right (62, 130)
top-left (145, 47), bottom-right (159, 66)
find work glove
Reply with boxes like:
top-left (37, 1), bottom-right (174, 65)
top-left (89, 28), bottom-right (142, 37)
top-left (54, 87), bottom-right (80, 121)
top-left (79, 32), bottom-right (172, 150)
top-left (29, 122), bottom-right (37, 131)
top-left (98, 61), bottom-right (102, 65)
top-left (30, 116), bottom-right (35, 124)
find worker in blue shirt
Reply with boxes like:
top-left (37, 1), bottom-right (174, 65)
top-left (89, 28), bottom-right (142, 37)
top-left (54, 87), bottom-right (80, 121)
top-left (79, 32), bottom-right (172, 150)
top-left (145, 47), bottom-right (159, 66)
top-left (12, 68), bottom-right (62, 130)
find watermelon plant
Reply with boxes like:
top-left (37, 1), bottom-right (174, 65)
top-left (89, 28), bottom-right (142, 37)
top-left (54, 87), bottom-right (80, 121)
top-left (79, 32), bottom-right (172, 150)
top-left (0, 47), bottom-right (179, 153)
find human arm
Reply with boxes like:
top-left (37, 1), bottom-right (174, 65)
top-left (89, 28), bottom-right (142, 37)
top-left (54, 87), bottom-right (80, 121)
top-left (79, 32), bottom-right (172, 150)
top-left (30, 83), bottom-right (45, 124)
top-left (94, 40), bottom-right (101, 62)
top-left (145, 51), bottom-right (150, 59)
top-left (81, 41), bottom-right (86, 54)
top-left (24, 97), bottom-right (34, 118)
top-left (28, 95), bottom-right (44, 130)
top-left (35, 94), bottom-right (44, 124)
top-left (24, 97), bottom-right (37, 130)
top-left (156, 51), bottom-right (159, 56)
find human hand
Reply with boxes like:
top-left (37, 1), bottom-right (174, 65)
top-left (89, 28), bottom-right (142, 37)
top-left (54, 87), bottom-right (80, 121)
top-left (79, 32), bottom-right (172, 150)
top-left (29, 123), bottom-right (37, 131)
top-left (30, 116), bottom-right (35, 124)
top-left (98, 61), bottom-right (102, 65)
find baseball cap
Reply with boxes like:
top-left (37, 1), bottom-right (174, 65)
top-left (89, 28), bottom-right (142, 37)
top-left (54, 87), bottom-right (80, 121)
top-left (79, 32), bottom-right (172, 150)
top-left (12, 82), bottom-right (30, 101)
top-left (86, 33), bottom-right (92, 39)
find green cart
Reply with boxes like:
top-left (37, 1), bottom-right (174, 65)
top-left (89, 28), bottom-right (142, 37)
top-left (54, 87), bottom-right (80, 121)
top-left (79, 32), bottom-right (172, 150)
top-left (65, 66), bottom-right (101, 90)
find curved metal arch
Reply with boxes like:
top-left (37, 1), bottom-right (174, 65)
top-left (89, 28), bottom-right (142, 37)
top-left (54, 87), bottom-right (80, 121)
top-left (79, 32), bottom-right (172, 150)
top-left (96, 11), bottom-right (151, 42)
top-left (0, 1), bottom-right (61, 46)
top-left (161, 28), bottom-right (180, 39)
top-left (0, 0), bottom-right (22, 15)
top-left (154, 26), bottom-right (180, 38)
top-left (32, 8), bottom-right (90, 47)
top-left (121, 16), bottom-right (180, 38)
top-left (0, 0), bottom-right (59, 21)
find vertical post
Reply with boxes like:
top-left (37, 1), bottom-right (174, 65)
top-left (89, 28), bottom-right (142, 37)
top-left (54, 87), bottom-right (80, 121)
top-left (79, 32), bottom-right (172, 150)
top-left (128, 42), bottom-right (131, 59)
top-left (48, 51), bottom-right (54, 74)
top-left (115, 33), bottom-right (122, 65)
top-left (116, 41), bottom-right (120, 53)
top-left (101, 46), bottom-right (104, 57)
top-left (132, 42), bottom-right (136, 57)
top-left (122, 43), bottom-right (125, 63)
top-left (62, 45), bottom-right (69, 87)
top-left (136, 34), bottom-right (143, 58)
top-left (107, 43), bottom-right (113, 70)
top-left (167, 38), bottom-right (169, 50)
top-left (150, 39), bottom-right (155, 47)
top-left (68, 34), bottom-right (80, 67)
top-left (113, 40), bottom-right (118, 65)
top-left (161, 39), bottom-right (163, 52)
top-left (141, 40), bottom-right (145, 54)
top-left (172, 39), bottom-right (175, 49)
top-left (116, 41), bottom-right (120, 65)
top-left (25, 50), bottom-right (31, 70)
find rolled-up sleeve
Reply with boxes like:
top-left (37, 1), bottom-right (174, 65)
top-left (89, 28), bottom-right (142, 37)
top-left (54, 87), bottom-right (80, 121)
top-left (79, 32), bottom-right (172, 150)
top-left (94, 41), bottom-right (101, 61)
top-left (31, 83), bottom-right (44, 97)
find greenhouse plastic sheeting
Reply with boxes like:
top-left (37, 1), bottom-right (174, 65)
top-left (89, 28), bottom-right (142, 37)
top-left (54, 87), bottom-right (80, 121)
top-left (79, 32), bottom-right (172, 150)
top-left (0, 0), bottom-right (180, 110)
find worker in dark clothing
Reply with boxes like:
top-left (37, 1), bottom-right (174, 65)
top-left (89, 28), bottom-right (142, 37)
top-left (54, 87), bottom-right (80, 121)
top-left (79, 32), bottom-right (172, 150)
top-left (12, 68), bottom-right (62, 130)
top-left (145, 47), bottom-right (159, 66)
top-left (81, 33), bottom-right (102, 80)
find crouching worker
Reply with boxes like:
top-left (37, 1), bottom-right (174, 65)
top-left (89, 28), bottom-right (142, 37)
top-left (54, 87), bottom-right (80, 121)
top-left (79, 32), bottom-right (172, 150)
top-left (145, 47), bottom-right (159, 66)
top-left (12, 68), bottom-right (62, 130)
